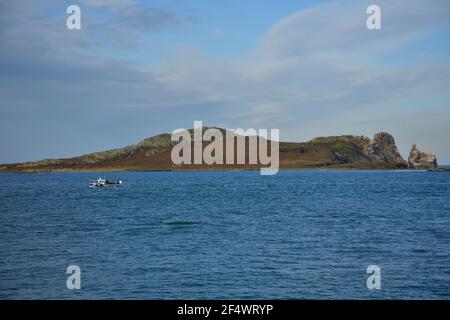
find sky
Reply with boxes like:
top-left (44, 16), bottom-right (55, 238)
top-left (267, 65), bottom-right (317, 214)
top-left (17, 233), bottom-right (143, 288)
top-left (0, 0), bottom-right (449, 164)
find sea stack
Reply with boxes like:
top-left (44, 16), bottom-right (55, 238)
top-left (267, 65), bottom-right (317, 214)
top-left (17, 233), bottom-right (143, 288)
top-left (408, 145), bottom-right (437, 169)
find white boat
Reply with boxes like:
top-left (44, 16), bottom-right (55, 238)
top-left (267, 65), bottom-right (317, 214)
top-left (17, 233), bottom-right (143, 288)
top-left (90, 177), bottom-right (122, 188)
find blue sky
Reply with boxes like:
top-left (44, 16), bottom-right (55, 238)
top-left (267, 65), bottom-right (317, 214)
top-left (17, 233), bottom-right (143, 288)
top-left (1, 0), bottom-right (450, 163)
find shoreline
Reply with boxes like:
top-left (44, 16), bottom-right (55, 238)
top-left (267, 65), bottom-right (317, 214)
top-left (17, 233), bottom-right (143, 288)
top-left (0, 167), bottom-right (441, 174)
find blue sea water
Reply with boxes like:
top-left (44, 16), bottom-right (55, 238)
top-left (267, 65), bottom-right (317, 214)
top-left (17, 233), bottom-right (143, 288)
top-left (0, 170), bottom-right (449, 300)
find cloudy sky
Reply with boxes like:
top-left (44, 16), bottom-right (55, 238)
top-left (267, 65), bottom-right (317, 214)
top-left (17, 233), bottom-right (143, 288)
top-left (1, 0), bottom-right (449, 164)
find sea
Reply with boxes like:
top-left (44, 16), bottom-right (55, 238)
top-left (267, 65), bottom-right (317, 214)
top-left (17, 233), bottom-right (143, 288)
top-left (0, 170), bottom-right (449, 299)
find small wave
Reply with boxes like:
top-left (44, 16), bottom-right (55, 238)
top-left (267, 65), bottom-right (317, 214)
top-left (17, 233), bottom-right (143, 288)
top-left (160, 220), bottom-right (201, 226)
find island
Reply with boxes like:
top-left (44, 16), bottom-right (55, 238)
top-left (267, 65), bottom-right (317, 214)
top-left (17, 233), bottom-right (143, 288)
top-left (0, 129), bottom-right (440, 173)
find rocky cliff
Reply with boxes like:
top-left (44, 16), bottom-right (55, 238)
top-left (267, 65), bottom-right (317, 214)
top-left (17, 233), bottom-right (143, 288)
top-left (362, 132), bottom-right (408, 166)
top-left (408, 145), bottom-right (437, 169)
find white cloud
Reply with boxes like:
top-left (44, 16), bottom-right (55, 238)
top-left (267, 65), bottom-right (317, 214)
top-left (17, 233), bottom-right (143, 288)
top-left (156, 0), bottom-right (450, 125)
